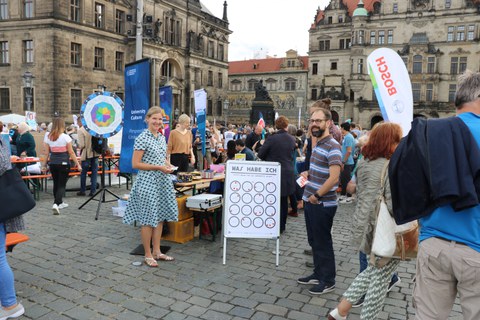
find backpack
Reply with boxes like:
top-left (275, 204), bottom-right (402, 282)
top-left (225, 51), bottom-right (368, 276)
top-left (91, 136), bottom-right (107, 154)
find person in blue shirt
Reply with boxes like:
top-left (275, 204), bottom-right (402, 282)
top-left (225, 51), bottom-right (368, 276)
top-left (412, 71), bottom-right (480, 320)
top-left (339, 122), bottom-right (355, 203)
top-left (234, 139), bottom-right (255, 161)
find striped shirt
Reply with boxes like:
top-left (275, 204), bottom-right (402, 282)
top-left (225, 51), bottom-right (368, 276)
top-left (303, 135), bottom-right (342, 207)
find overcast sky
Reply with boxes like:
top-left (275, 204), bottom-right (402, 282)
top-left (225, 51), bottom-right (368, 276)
top-left (200, 0), bottom-right (331, 61)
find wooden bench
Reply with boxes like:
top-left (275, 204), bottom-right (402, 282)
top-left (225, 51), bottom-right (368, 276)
top-left (5, 233), bottom-right (29, 253)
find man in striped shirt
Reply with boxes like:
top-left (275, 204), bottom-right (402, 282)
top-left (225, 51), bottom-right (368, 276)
top-left (297, 108), bottom-right (342, 295)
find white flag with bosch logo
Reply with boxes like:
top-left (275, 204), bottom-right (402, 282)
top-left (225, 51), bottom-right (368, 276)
top-left (367, 48), bottom-right (413, 136)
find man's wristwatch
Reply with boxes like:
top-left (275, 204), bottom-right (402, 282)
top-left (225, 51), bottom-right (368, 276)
top-left (314, 193), bottom-right (321, 200)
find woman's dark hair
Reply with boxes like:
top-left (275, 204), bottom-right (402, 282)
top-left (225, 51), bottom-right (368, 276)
top-left (226, 140), bottom-right (236, 159)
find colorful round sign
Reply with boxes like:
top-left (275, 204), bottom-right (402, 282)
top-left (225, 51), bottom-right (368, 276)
top-left (80, 91), bottom-right (124, 138)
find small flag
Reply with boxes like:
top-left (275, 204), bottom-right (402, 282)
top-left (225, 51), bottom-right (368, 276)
top-left (257, 112), bottom-right (265, 129)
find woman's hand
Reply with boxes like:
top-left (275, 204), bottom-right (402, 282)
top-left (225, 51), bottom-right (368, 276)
top-left (76, 163), bottom-right (82, 171)
top-left (160, 165), bottom-right (174, 174)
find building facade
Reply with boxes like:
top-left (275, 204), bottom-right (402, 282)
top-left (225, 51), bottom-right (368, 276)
top-left (227, 50), bottom-right (308, 126)
top-left (0, 0), bottom-right (230, 123)
top-left (309, 0), bottom-right (480, 129)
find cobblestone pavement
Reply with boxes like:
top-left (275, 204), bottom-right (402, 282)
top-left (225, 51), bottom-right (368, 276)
top-left (9, 179), bottom-right (463, 319)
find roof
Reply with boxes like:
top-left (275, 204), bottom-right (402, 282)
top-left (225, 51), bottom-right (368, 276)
top-left (229, 56), bottom-right (309, 75)
top-left (311, 0), bottom-right (381, 28)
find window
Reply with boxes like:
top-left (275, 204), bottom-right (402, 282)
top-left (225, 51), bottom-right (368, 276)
top-left (23, 88), bottom-right (34, 111)
top-left (207, 41), bottom-right (214, 58)
top-left (0, 41), bottom-right (8, 64)
top-left (161, 61), bottom-right (173, 78)
top-left (0, 0), bottom-right (8, 20)
top-left (319, 40), bottom-right (330, 51)
top-left (95, 3), bottom-right (104, 28)
top-left (164, 17), bottom-right (181, 46)
top-left (266, 80), bottom-right (276, 91)
top-left (287, 60), bottom-right (295, 67)
top-left (23, 0), bottom-right (33, 18)
top-left (427, 57), bottom-right (435, 73)
top-left (387, 30), bottom-right (393, 44)
top-left (0, 88), bottom-right (9, 111)
top-left (70, 0), bottom-right (80, 22)
top-left (312, 63), bottom-right (318, 75)
top-left (218, 73), bottom-right (223, 88)
top-left (331, 62), bottom-right (337, 70)
top-left (445, 0), bottom-right (451, 9)
top-left (216, 100), bottom-right (222, 116)
top-left (346, 38), bottom-right (351, 48)
top-left (207, 71), bottom-right (213, 86)
top-left (338, 15), bottom-right (343, 23)
top-left (370, 31), bottom-right (376, 45)
top-left (218, 44), bottom-right (224, 61)
top-left (207, 99), bottom-right (213, 116)
top-left (285, 79), bottom-right (296, 91)
top-left (328, 16), bottom-right (332, 24)
top-left (248, 80), bottom-right (257, 91)
top-left (426, 83), bottom-right (433, 102)
top-left (70, 43), bottom-right (81, 66)
top-left (459, 57), bottom-right (467, 74)
top-left (357, 59), bottom-right (364, 74)
top-left (358, 30), bottom-right (364, 45)
top-left (378, 30), bottom-right (385, 45)
top-left (115, 10), bottom-right (125, 34)
top-left (311, 88), bottom-right (318, 101)
top-left (231, 81), bottom-right (241, 91)
top-left (447, 26), bottom-right (454, 42)
top-left (456, 25), bottom-right (465, 41)
top-left (23, 40), bottom-right (34, 63)
top-left (412, 83), bottom-right (421, 102)
top-left (115, 51), bottom-right (124, 71)
top-left (450, 57), bottom-right (458, 74)
top-left (94, 47), bottom-right (104, 69)
top-left (448, 84), bottom-right (456, 102)
top-left (393, 3), bottom-right (398, 13)
top-left (71, 89), bottom-right (82, 113)
top-left (412, 55), bottom-right (422, 74)
top-left (402, 57), bottom-right (408, 66)
top-left (339, 38), bottom-right (350, 49)
top-left (468, 25), bottom-right (475, 41)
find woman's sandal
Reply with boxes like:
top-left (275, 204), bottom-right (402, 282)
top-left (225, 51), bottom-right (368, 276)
top-left (154, 253), bottom-right (175, 261)
top-left (144, 257), bottom-right (158, 267)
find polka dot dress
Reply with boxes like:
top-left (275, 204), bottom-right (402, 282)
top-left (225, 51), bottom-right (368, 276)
top-left (123, 130), bottom-right (178, 227)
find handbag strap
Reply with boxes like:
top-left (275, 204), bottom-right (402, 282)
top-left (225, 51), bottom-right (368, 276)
top-left (379, 159), bottom-right (390, 197)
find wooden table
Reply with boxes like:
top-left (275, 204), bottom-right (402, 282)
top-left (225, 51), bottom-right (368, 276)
top-left (175, 174), bottom-right (225, 195)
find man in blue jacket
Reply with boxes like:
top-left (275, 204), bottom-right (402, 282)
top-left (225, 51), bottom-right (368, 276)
top-left (412, 71), bottom-right (480, 320)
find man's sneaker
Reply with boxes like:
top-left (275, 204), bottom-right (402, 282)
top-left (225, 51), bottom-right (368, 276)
top-left (352, 294), bottom-right (365, 308)
top-left (339, 197), bottom-right (353, 204)
top-left (297, 274), bottom-right (319, 285)
top-left (58, 203), bottom-right (69, 209)
top-left (52, 204), bottom-right (60, 215)
top-left (308, 283), bottom-right (335, 295)
top-left (76, 191), bottom-right (86, 196)
top-left (387, 275), bottom-right (401, 292)
top-left (338, 195), bottom-right (346, 201)
top-left (0, 303), bottom-right (25, 320)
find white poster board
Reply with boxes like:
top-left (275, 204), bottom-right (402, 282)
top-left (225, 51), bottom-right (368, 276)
top-left (223, 160), bottom-right (281, 265)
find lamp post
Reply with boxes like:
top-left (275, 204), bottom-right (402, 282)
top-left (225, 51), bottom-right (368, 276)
top-left (22, 71), bottom-right (34, 111)
top-left (223, 99), bottom-right (229, 126)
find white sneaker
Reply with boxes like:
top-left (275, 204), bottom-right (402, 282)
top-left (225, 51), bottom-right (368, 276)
top-left (0, 303), bottom-right (25, 320)
top-left (52, 204), bottom-right (60, 215)
top-left (339, 197), bottom-right (353, 204)
top-left (58, 203), bottom-right (69, 209)
top-left (338, 195), bottom-right (346, 201)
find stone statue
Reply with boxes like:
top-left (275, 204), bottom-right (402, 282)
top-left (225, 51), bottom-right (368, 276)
top-left (154, 19), bottom-right (162, 40)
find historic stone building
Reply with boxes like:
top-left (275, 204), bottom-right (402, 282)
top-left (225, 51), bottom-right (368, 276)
top-left (227, 50), bottom-right (308, 126)
top-left (0, 0), bottom-right (230, 122)
top-left (309, 0), bottom-right (480, 128)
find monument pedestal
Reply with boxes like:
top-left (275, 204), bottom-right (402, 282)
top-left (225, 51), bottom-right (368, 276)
top-left (251, 103), bottom-right (275, 126)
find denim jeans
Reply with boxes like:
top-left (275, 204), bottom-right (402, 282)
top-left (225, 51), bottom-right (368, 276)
top-left (80, 157), bottom-right (98, 194)
top-left (0, 223), bottom-right (17, 308)
top-left (304, 202), bottom-right (337, 285)
top-left (359, 251), bottom-right (398, 282)
top-left (49, 164), bottom-right (70, 205)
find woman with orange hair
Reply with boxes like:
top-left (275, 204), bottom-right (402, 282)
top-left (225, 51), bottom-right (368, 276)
top-left (328, 122), bottom-right (403, 320)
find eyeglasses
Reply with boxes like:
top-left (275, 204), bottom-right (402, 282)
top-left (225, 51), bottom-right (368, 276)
top-left (308, 118), bottom-right (327, 124)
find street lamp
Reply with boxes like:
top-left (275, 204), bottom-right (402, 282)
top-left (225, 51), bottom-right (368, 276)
top-left (223, 99), bottom-right (229, 126)
top-left (22, 71), bottom-right (34, 111)
top-left (97, 84), bottom-right (107, 93)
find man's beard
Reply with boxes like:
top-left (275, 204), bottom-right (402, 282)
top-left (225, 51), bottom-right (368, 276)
top-left (311, 128), bottom-right (325, 137)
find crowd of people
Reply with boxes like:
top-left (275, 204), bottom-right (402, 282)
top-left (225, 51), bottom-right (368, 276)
top-left (2, 71), bottom-right (480, 319)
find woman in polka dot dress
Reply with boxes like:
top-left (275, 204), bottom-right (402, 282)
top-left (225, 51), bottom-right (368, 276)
top-left (123, 107), bottom-right (178, 267)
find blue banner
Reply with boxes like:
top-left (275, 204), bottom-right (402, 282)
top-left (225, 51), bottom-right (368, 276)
top-left (159, 86), bottom-right (173, 141)
top-left (120, 58), bottom-right (150, 173)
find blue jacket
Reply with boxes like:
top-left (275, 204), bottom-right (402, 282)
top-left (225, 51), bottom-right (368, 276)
top-left (389, 117), bottom-right (480, 224)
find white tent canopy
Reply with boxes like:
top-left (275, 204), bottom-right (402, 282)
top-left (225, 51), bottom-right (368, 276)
top-left (0, 114), bottom-right (26, 124)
